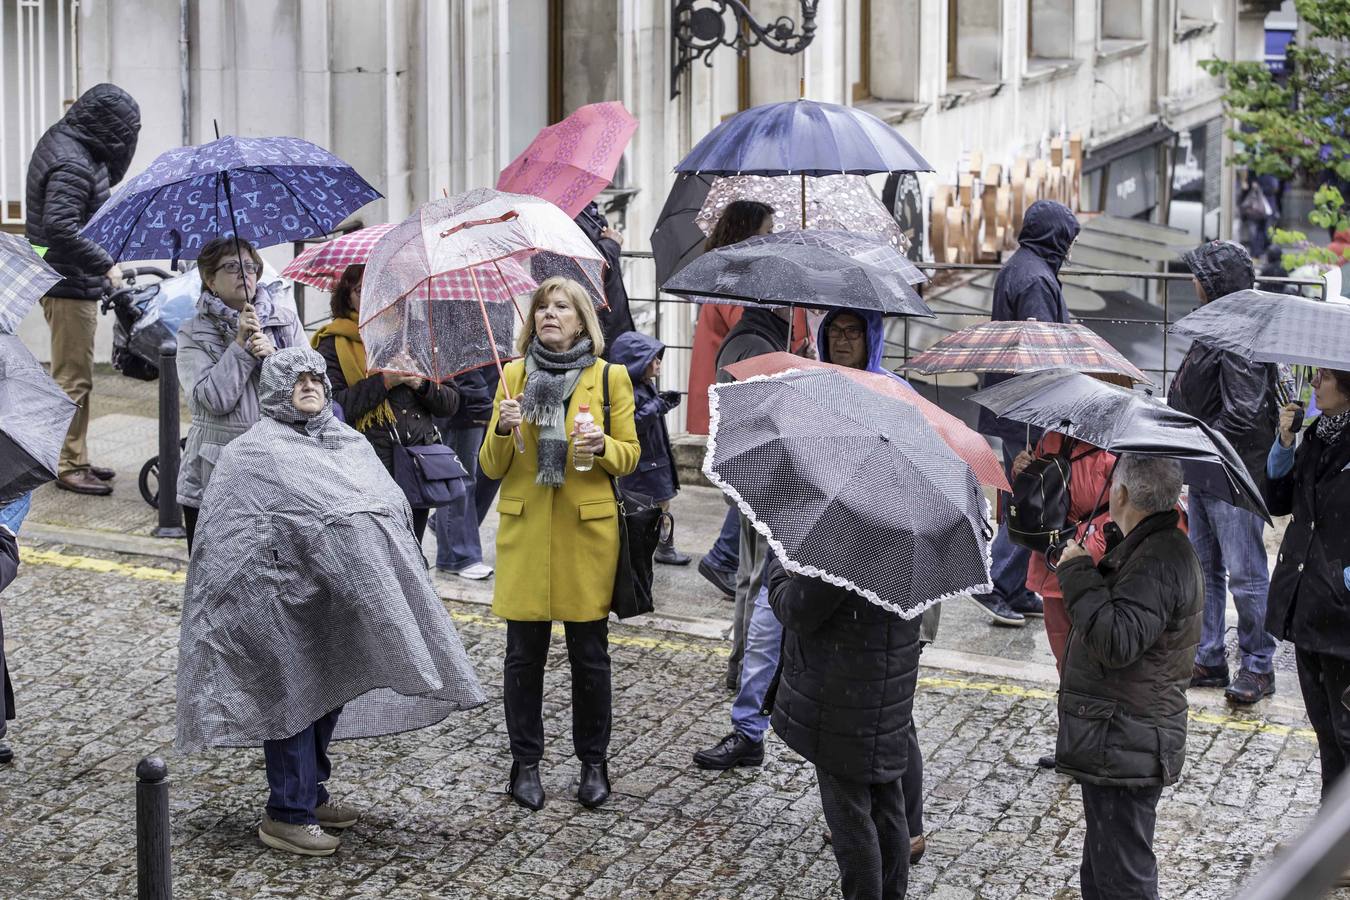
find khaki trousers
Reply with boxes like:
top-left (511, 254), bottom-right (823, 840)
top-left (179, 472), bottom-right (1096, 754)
top-left (41, 296), bottom-right (97, 475)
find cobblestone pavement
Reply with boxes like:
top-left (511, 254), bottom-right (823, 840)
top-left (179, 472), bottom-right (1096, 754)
top-left (0, 541), bottom-right (1340, 899)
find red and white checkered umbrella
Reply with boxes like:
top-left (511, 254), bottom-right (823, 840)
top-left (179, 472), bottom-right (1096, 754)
top-left (281, 224), bottom-right (396, 290)
top-left (906, 321), bottom-right (1151, 385)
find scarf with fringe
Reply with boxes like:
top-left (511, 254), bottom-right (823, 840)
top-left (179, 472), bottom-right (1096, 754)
top-left (521, 337), bottom-right (595, 486)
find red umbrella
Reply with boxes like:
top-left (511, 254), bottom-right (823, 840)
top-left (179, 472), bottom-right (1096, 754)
top-left (496, 101), bottom-right (638, 218)
top-left (281, 224), bottom-right (395, 290)
top-left (722, 352), bottom-right (1009, 491)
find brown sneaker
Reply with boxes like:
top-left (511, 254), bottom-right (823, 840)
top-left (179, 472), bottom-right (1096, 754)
top-left (315, 800), bottom-right (360, 830)
top-left (55, 470), bottom-right (113, 496)
top-left (1189, 662), bottom-right (1230, 689)
top-left (258, 813), bottom-right (340, 856)
top-left (1225, 669), bottom-right (1275, 705)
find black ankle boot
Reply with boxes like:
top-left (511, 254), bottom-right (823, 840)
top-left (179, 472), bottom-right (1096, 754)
top-left (577, 761), bottom-right (611, 808)
top-left (507, 761), bottom-right (545, 811)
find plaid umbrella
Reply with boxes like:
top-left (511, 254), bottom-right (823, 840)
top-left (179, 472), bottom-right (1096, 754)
top-left (663, 230), bottom-right (931, 314)
top-left (1169, 289), bottom-right (1350, 370)
top-left (496, 101), bottom-right (637, 218)
top-left (281, 224), bottom-right (395, 290)
top-left (707, 369), bottom-right (992, 618)
top-left (0, 233), bottom-right (61, 334)
top-left (0, 335), bottom-right (76, 503)
top-left (360, 189), bottom-right (606, 384)
top-left (906, 321), bottom-right (1151, 384)
top-left (722, 352), bottom-right (1009, 491)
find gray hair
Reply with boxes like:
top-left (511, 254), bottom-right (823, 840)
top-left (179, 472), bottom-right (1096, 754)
top-left (1112, 454), bottom-right (1183, 514)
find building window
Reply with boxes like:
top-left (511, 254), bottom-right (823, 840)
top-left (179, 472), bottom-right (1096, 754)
top-left (869, 0), bottom-right (921, 102)
top-left (1100, 0), bottom-right (1144, 43)
top-left (948, 0), bottom-right (1001, 84)
top-left (1028, 0), bottom-right (1074, 63)
top-left (1177, 0), bottom-right (1215, 25)
top-left (849, 0), bottom-right (870, 102)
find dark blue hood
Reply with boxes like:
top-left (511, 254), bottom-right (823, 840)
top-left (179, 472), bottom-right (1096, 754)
top-left (1017, 200), bottom-right (1080, 272)
top-left (608, 330), bottom-right (664, 383)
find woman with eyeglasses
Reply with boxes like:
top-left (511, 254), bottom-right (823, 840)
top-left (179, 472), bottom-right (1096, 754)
top-left (176, 237), bottom-right (304, 550)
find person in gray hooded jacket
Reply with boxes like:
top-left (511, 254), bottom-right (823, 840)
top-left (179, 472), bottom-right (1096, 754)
top-left (176, 237), bottom-right (304, 549)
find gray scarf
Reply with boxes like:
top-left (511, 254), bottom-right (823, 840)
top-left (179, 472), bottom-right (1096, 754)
top-left (1316, 408), bottom-right (1350, 446)
top-left (521, 337), bottom-right (596, 486)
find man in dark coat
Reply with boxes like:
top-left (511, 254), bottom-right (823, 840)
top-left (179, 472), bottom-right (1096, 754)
top-left (608, 331), bottom-right (688, 564)
top-left (1169, 240), bottom-right (1280, 704)
top-left (575, 201), bottom-right (636, 350)
top-left (715, 306), bottom-right (794, 691)
top-left (975, 199), bottom-right (1081, 628)
top-left (26, 83), bottom-right (141, 496)
top-left (767, 556), bottom-right (922, 900)
top-left (1055, 454), bottom-right (1203, 900)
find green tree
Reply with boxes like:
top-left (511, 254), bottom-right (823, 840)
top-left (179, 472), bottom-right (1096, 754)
top-left (1202, 0), bottom-right (1350, 268)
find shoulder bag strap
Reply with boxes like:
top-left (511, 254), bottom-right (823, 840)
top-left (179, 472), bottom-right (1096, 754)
top-left (601, 362), bottom-right (613, 435)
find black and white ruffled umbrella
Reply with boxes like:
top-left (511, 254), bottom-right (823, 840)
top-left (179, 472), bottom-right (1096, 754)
top-left (705, 369), bottom-right (992, 618)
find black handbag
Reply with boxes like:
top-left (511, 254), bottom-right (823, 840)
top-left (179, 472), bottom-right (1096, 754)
top-left (390, 430), bottom-right (470, 509)
top-left (600, 363), bottom-right (668, 619)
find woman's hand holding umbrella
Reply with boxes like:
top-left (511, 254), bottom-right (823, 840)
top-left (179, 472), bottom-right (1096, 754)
top-left (1279, 402), bottom-right (1302, 448)
top-left (234, 304), bottom-right (261, 348)
top-left (497, 398), bottom-right (524, 434)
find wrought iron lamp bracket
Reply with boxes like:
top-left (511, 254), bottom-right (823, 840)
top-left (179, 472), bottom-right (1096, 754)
top-left (671, 0), bottom-right (819, 98)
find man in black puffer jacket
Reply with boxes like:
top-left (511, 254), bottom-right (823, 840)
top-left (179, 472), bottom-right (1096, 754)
top-left (768, 556), bottom-right (922, 900)
top-left (26, 83), bottom-right (141, 496)
top-left (1055, 454), bottom-right (1202, 900)
top-left (1168, 240), bottom-right (1280, 704)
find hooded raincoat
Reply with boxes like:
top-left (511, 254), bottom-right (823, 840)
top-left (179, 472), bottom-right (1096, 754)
top-left (175, 347), bottom-right (485, 752)
top-left (978, 200), bottom-right (1081, 443)
top-left (1168, 241), bottom-right (1279, 494)
top-left (609, 331), bottom-right (681, 502)
top-left (25, 84), bottom-right (141, 301)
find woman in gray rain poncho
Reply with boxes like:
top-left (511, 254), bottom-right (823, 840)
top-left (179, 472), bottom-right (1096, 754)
top-left (175, 347), bottom-right (485, 858)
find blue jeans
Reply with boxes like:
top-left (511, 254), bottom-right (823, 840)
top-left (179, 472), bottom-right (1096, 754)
top-left (263, 707), bottom-right (343, 825)
top-left (433, 426), bottom-right (486, 571)
top-left (731, 586), bottom-right (782, 742)
top-left (988, 444), bottom-right (1035, 605)
top-left (704, 505), bottom-right (740, 573)
top-left (1189, 489), bottom-right (1276, 674)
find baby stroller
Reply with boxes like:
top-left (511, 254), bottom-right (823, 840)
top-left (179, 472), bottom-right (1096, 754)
top-left (101, 266), bottom-right (189, 381)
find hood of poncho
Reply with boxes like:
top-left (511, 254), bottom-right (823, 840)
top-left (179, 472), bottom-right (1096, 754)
top-left (1182, 239), bottom-right (1255, 303)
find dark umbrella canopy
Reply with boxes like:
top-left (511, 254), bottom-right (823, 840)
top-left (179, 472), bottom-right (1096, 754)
top-left (81, 135), bottom-right (381, 261)
top-left (650, 173), bottom-right (715, 287)
top-left (1169, 289), bottom-right (1350, 370)
top-left (0, 335), bottom-right (77, 504)
top-left (968, 369), bottom-right (1270, 521)
top-left (663, 230), bottom-right (932, 316)
top-left (706, 369), bottom-right (992, 618)
top-left (675, 99), bottom-right (933, 176)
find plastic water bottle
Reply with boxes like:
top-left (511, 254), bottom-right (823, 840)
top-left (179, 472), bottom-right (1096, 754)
top-left (573, 404), bottom-right (596, 471)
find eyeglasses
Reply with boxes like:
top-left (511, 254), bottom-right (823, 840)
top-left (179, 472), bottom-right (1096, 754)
top-left (826, 325), bottom-right (865, 341)
top-left (217, 261), bottom-right (262, 276)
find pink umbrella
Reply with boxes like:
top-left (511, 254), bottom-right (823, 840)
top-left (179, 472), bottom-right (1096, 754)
top-left (496, 101), bottom-right (638, 218)
top-left (281, 223), bottom-right (395, 290)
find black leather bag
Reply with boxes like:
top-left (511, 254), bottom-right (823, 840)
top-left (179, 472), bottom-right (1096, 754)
top-left (1007, 439), bottom-right (1078, 552)
top-left (391, 438), bottom-right (469, 509)
top-left (601, 363), bottom-right (667, 619)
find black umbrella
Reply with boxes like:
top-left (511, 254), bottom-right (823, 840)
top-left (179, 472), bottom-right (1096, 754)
top-left (1169, 289), bottom-right (1350, 370)
top-left (706, 369), bottom-right (991, 618)
top-left (663, 230), bottom-right (932, 316)
top-left (0, 335), bottom-right (77, 504)
top-left (967, 369), bottom-right (1270, 522)
top-left (650, 173), bottom-right (715, 288)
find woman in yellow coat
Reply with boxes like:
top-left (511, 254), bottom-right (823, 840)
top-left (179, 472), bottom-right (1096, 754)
top-left (480, 276), bottom-right (639, 812)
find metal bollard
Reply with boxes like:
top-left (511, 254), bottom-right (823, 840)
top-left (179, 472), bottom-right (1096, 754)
top-left (136, 756), bottom-right (173, 900)
top-left (154, 343), bottom-right (186, 539)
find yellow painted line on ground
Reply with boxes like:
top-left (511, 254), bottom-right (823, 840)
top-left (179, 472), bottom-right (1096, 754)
top-left (21, 548), bottom-right (1318, 742)
top-left (20, 548), bottom-right (187, 583)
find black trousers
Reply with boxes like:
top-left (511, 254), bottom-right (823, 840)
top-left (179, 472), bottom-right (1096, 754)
top-left (503, 619), bottom-right (611, 764)
top-left (816, 768), bottom-right (908, 900)
top-left (1079, 782), bottom-right (1164, 900)
top-left (1296, 647), bottom-right (1350, 798)
top-left (183, 505), bottom-right (198, 553)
